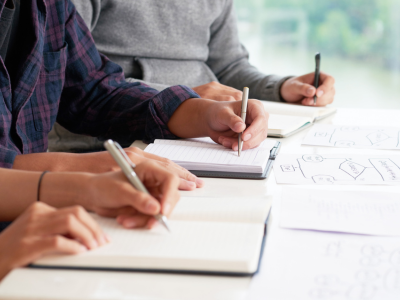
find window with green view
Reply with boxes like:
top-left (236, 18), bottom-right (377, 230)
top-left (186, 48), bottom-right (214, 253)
top-left (234, 0), bottom-right (400, 109)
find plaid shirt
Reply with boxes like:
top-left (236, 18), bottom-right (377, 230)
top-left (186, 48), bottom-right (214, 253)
top-left (0, 0), bottom-right (199, 168)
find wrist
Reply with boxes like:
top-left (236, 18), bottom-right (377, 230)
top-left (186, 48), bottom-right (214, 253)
top-left (0, 239), bottom-right (12, 281)
top-left (40, 172), bottom-right (94, 209)
top-left (168, 98), bottom-right (213, 137)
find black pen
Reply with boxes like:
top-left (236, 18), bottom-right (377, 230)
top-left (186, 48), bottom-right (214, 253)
top-left (313, 52), bottom-right (321, 105)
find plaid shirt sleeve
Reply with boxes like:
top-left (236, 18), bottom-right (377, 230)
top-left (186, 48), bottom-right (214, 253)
top-left (57, 0), bottom-right (199, 145)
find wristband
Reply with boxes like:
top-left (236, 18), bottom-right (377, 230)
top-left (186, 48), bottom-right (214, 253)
top-left (37, 171), bottom-right (49, 201)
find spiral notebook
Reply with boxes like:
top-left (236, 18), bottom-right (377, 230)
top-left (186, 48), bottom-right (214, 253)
top-left (144, 138), bottom-right (280, 179)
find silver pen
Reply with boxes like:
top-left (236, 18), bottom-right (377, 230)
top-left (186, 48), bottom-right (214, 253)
top-left (238, 87), bottom-right (249, 157)
top-left (103, 139), bottom-right (171, 232)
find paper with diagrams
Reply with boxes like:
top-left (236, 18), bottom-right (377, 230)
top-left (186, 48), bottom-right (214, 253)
top-left (274, 154), bottom-right (400, 185)
top-left (262, 227), bottom-right (400, 300)
top-left (302, 124), bottom-right (400, 149)
top-left (280, 187), bottom-right (400, 236)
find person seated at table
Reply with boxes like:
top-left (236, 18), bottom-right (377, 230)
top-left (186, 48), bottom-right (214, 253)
top-left (1, 160), bottom-right (180, 230)
top-left (0, 0), bottom-right (268, 182)
top-left (49, 0), bottom-right (336, 153)
top-left (0, 159), bottom-right (182, 280)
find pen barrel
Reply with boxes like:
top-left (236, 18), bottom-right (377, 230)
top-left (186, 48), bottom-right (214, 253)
top-left (241, 112), bottom-right (247, 123)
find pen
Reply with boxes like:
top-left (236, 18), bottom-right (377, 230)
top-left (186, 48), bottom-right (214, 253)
top-left (238, 87), bottom-right (249, 157)
top-left (103, 139), bottom-right (171, 232)
top-left (313, 52), bottom-right (321, 105)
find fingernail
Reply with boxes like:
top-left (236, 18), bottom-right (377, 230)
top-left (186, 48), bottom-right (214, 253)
top-left (195, 178), bottom-right (204, 186)
top-left (218, 136), bottom-right (224, 144)
top-left (79, 246), bottom-right (88, 253)
top-left (145, 201), bottom-right (158, 213)
top-left (317, 90), bottom-right (324, 97)
top-left (124, 219), bottom-right (136, 228)
top-left (309, 99), bottom-right (314, 105)
top-left (233, 144), bottom-right (238, 151)
top-left (98, 235), bottom-right (106, 246)
top-left (307, 87), bottom-right (314, 96)
top-left (243, 134), bottom-right (251, 141)
top-left (234, 122), bottom-right (243, 131)
top-left (105, 234), bottom-right (111, 243)
top-left (89, 240), bottom-right (98, 249)
top-left (163, 203), bottom-right (171, 215)
top-left (187, 181), bottom-right (196, 188)
top-left (223, 140), bottom-right (231, 148)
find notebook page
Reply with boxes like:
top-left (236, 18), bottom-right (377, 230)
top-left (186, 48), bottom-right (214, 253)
top-left (262, 101), bottom-right (336, 120)
top-left (145, 139), bottom-right (275, 173)
top-left (280, 188), bottom-right (400, 236)
top-left (34, 217), bottom-right (265, 273)
top-left (170, 197), bottom-right (272, 224)
top-left (268, 114), bottom-right (311, 135)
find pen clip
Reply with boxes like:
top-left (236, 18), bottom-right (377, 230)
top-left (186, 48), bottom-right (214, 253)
top-left (114, 142), bottom-right (137, 169)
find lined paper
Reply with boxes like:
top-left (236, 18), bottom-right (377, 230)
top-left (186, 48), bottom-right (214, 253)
top-left (146, 139), bottom-right (276, 173)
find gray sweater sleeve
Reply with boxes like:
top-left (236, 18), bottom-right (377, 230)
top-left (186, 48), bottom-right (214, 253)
top-left (206, 0), bottom-right (291, 101)
top-left (73, 0), bottom-right (171, 92)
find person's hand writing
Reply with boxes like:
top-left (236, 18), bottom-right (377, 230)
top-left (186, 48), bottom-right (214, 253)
top-left (0, 203), bottom-right (107, 281)
top-left (192, 82), bottom-right (243, 102)
top-left (84, 160), bottom-right (180, 229)
top-left (206, 99), bottom-right (268, 151)
top-left (280, 72), bottom-right (335, 106)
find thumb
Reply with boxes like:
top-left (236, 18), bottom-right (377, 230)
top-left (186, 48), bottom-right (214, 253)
top-left (295, 82), bottom-right (316, 98)
top-left (219, 107), bottom-right (246, 133)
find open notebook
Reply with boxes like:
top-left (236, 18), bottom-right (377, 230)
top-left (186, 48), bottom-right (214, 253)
top-left (144, 138), bottom-right (280, 179)
top-left (32, 196), bottom-right (272, 276)
top-left (262, 101), bottom-right (337, 137)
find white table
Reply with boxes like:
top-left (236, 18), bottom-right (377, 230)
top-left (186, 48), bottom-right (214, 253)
top-left (1, 108), bottom-right (399, 300)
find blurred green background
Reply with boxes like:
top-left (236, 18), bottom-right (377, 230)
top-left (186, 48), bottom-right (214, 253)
top-left (234, 0), bottom-right (400, 109)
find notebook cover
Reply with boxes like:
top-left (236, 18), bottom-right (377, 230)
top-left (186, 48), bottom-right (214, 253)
top-left (267, 122), bottom-right (313, 138)
top-left (189, 141), bottom-right (281, 179)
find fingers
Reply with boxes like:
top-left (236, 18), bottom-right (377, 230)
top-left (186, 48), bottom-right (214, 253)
top-left (214, 95), bottom-right (240, 102)
top-left (300, 72), bottom-right (335, 106)
top-left (116, 214), bottom-right (151, 229)
top-left (130, 149), bottom-right (204, 188)
top-left (218, 100), bottom-right (268, 150)
top-left (135, 161), bottom-right (180, 216)
top-left (36, 207), bottom-right (106, 250)
top-left (34, 235), bottom-right (88, 256)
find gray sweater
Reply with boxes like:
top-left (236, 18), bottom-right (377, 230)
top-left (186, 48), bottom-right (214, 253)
top-left (48, 0), bottom-right (289, 152)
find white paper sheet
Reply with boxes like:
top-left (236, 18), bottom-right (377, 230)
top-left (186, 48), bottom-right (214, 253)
top-left (274, 154), bottom-right (400, 185)
top-left (261, 227), bottom-right (400, 300)
top-left (280, 188), bottom-right (400, 236)
top-left (302, 124), bottom-right (400, 149)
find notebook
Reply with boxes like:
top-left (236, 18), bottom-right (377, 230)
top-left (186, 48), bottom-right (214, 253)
top-left (31, 196), bottom-right (273, 276)
top-left (144, 138), bottom-right (281, 179)
top-left (262, 101), bottom-right (337, 137)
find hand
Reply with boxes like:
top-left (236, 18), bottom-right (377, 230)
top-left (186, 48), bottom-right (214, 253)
top-left (84, 160), bottom-right (180, 229)
top-left (0, 203), bottom-right (107, 281)
top-left (205, 99), bottom-right (268, 151)
top-left (73, 147), bottom-right (204, 190)
top-left (280, 72), bottom-right (335, 106)
top-left (192, 82), bottom-right (243, 102)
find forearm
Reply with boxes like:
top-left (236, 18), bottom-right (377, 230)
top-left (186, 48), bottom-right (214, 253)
top-left (13, 152), bottom-right (113, 173)
top-left (0, 169), bottom-right (91, 221)
top-left (167, 98), bottom-right (214, 138)
top-left (0, 169), bottom-right (39, 221)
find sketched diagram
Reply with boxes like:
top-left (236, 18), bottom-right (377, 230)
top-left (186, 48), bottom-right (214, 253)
top-left (280, 154), bottom-right (400, 184)
top-left (309, 242), bottom-right (400, 300)
top-left (312, 126), bottom-right (400, 149)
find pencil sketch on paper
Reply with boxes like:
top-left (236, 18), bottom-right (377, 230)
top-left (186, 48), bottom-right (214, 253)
top-left (274, 154), bottom-right (400, 185)
top-left (302, 125), bottom-right (400, 150)
top-left (308, 241), bottom-right (400, 300)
